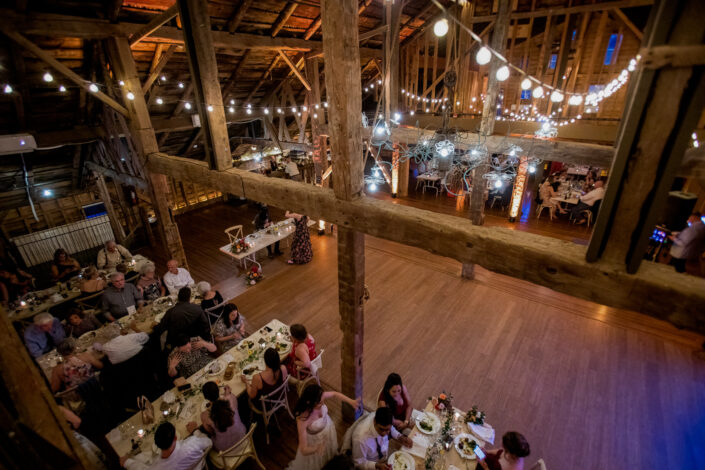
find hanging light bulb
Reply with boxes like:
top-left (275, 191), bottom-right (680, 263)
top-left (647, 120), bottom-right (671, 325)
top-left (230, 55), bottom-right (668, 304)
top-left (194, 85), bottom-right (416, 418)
top-left (207, 105), bottom-right (214, 112)
top-left (246, 108), bottom-right (252, 114)
top-left (568, 95), bottom-right (583, 106)
top-left (532, 86), bottom-right (544, 98)
top-left (302, 105), bottom-right (308, 111)
top-left (228, 106), bottom-right (235, 113)
top-left (476, 47), bottom-right (491, 65)
top-left (43, 72), bottom-right (53, 82)
top-left (433, 19), bottom-right (449, 37)
top-left (521, 78), bottom-right (532, 90)
top-left (550, 91), bottom-right (564, 102)
top-left (291, 107), bottom-right (297, 113)
top-left (494, 180), bottom-right (503, 189)
top-left (160, 75), bottom-right (166, 81)
top-left (230, 99), bottom-right (235, 105)
top-left (264, 108), bottom-right (269, 114)
top-left (178, 82), bottom-right (184, 89)
top-left (368, 182), bottom-right (377, 192)
top-left (59, 85), bottom-right (67, 92)
top-left (126, 91), bottom-right (135, 100)
top-left (184, 102), bottom-right (192, 110)
top-left (410, 110), bottom-right (415, 116)
top-left (277, 108), bottom-right (283, 113)
top-left (496, 65), bottom-right (510, 81)
top-left (119, 80), bottom-right (125, 86)
top-left (156, 97), bottom-right (164, 105)
top-left (528, 165), bottom-right (536, 173)
top-left (88, 83), bottom-right (98, 93)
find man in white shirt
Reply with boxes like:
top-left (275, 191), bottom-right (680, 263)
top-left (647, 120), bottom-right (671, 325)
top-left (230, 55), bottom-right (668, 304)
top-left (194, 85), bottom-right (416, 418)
top-left (100, 331), bottom-right (149, 364)
top-left (284, 157), bottom-right (302, 181)
top-left (121, 422), bottom-right (211, 470)
top-left (97, 240), bottom-right (133, 270)
top-left (570, 180), bottom-right (605, 224)
top-left (352, 407), bottom-right (412, 469)
top-left (163, 260), bottom-right (195, 296)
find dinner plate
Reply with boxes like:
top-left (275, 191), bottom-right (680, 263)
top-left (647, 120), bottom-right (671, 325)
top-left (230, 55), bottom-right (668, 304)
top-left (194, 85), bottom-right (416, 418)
top-left (206, 360), bottom-right (224, 376)
top-left (414, 412), bottom-right (441, 435)
top-left (388, 451), bottom-right (415, 470)
top-left (454, 433), bottom-right (478, 460)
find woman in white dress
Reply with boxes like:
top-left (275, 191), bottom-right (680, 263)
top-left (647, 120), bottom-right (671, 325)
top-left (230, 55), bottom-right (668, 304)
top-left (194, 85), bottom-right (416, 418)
top-left (288, 384), bottom-right (360, 470)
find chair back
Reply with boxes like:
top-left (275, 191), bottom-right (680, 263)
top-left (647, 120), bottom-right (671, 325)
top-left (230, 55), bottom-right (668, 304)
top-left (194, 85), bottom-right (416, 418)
top-left (259, 376), bottom-right (291, 422)
top-left (591, 198), bottom-right (602, 215)
top-left (75, 290), bottom-right (104, 315)
top-left (310, 348), bottom-right (324, 376)
top-left (340, 411), bottom-right (370, 454)
top-left (204, 299), bottom-right (230, 341)
top-left (212, 423), bottom-right (258, 469)
top-left (225, 225), bottom-right (244, 244)
top-left (529, 458), bottom-right (547, 470)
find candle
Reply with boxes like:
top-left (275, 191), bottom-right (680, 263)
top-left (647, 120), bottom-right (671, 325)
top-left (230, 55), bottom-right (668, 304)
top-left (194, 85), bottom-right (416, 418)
top-left (137, 429), bottom-right (145, 438)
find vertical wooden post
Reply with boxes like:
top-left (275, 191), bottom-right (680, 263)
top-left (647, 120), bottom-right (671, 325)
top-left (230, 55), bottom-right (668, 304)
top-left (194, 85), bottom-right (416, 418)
top-left (94, 171), bottom-right (126, 243)
top-left (176, 0), bottom-right (232, 171)
top-left (321, 0), bottom-right (365, 421)
top-left (586, 0), bottom-right (705, 276)
top-left (464, 0), bottom-right (511, 279)
top-left (106, 37), bottom-right (188, 268)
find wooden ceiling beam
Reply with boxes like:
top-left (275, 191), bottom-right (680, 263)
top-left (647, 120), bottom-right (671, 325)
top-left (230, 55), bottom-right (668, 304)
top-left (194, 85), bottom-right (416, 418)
top-left (129, 4), bottom-right (179, 46)
top-left (0, 29), bottom-right (128, 116)
top-left (612, 8), bottom-right (644, 40)
top-left (142, 44), bottom-right (177, 93)
top-left (277, 50), bottom-right (311, 91)
top-left (270, 1), bottom-right (298, 37)
top-left (227, 0), bottom-right (254, 33)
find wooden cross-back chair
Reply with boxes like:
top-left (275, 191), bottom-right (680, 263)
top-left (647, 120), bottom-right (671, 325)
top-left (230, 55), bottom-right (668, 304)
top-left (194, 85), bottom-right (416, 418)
top-left (292, 348), bottom-right (325, 396)
top-left (225, 225), bottom-right (244, 244)
top-left (248, 378), bottom-right (294, 444)
top-left (204, 299), bottom-right (230, 343)
top-left (74, 290), bottom-right (104, 316)
top-left (208, 423), bottom-right (265, 470)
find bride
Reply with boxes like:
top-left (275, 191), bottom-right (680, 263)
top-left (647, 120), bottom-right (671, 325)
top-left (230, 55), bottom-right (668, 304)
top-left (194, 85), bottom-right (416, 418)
top-left (287, 383), bottom-right (360, 470)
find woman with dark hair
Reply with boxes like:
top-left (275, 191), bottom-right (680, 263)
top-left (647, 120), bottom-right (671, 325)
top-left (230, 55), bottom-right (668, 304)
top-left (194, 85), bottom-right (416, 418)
top-left (287, 383), bottom-right (360, 470)
top-left (242, 347), bottom-right (288, 409)
top-left (50, 338), bottom-right (103, 392)
top-left (212, 304), bottom-right (246, 351)
top-left (284, 211), bottom-right (313, 265)
top-left (377, 372), bottom-right (413, 432)
top-left (201, 384), bottom-right (246, 452)
top-left (51, 248), bottom-right (81, 282)
top-left (286, 323), bottom-right (317, 377)
top-left (64, 308), bottom-right (102, 338)
top-left (476, 431), bottom-right (531, 470)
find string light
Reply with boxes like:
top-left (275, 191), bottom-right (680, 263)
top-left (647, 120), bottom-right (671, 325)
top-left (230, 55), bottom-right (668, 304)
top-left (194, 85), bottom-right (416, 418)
top-left (184, 102), bottom-right (192, 110)
top-left (160, 75), bottom-right (166, 82)
top-left (476, 47), bottom-right (491, 65)
top-left (43, 72), bottom-right (53, 83)
top-left (532, 86), bottom-right (544, 98)
top-left (264, 108), bottom-right (269, 114)
top-left (88, 83), bottom-right (98, 93)
top-left (230, 99), bottom-right (235, 105)
top-left (550, 91), bottom-right (564, 102)
top-left (228, 106), bottom-right (235, 113)
top-left (433, 18), bottom-right (449, 37)
top-left (156, 97), bottom-right (163, 105)
top-left (178, 82), bottom-right (184, 89)
top-left (118, 80), bottom-right (125, 86)
top-left (277, 108), bottom-right (283, 113)
top-left (496, 65), bottom-right (509, 81)
top-left (568, 95), bottom-right (582, 106)
top-left (59, 85), bottom-right (66, 92)
top-left (126, 91), bottom-right (135, 100)
top-left (521, 78), bottom-right (532, 90)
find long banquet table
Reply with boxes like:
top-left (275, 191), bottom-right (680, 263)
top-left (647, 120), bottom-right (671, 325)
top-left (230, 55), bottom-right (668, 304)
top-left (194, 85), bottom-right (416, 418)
top-left (106, 319), bottom-right (291, 459)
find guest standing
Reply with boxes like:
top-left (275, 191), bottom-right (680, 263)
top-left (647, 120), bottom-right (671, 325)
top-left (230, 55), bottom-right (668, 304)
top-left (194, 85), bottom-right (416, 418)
top-left (668, 212), bottom-right (705, 273)
top-left (476, 431), bottom-right (531, 470)
top-left (136, 262), bottom-right (165, 301)
top-left (152, 287), bottom-right (210, 347)
top-left (96, 240), bottom-right (132, 270)
top-left (286, 323), bottom-right (318, 378)
top-left (212, 304), bottom-right (246, 351)
top-left (79, 265), bottom-right (107, 294)
top-left (254, 203), bottom-right (282, 258)
top-left (24, 313), bottom-right (66, 357)
top-left (285, 211), bottom-right (313, 265)
top-left (287, 384), bottom-right (360, 470)
top-left (51, 248), bottom-right (81, 282)
top-left (163, 260), bottom-right (195, 295)
top-left (377, 373), bottom-right (413, 432)
top-left (101, 272), bottom-right (143, 322)
top-left (64, 308), bottom-right (102, 338)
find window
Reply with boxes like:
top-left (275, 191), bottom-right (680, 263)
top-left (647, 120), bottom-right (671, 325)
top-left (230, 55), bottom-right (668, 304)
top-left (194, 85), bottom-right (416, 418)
top-left (571, 29), bottom-right (577, 41)
top-left (520, 89), bottom-right (531, 100)
top-left (603, 33), bottom-right (623, 65)
top-left (548, 54), bottom-right (557, 69)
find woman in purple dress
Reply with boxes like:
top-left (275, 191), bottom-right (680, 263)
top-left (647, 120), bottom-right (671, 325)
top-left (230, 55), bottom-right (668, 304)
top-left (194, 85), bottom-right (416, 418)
top-left (285, 211), bottom-right (313, 265)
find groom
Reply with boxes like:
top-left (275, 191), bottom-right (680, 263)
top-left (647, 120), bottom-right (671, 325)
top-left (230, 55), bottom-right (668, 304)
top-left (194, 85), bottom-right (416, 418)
top-left (352, 407), bottom-right (413, 469)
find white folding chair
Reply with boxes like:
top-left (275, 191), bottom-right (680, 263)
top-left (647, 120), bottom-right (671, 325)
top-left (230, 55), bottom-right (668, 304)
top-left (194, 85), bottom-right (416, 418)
top-left (248, 378), bottom-right (294, 444)
top-left (208, 424), bottom-right (265, 470)
top-left (529, 458), bottom-right (547, 470)
top-left (292, 349), bottom-right (325, 396)
top-left (224, 225), bottom-right (244, 244)
top-left (536, 203), bottom-right (555, 220)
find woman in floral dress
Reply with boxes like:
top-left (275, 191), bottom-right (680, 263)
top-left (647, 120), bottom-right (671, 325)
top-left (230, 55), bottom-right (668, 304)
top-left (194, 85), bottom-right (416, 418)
top-left (285, 211), bottom-right (313, 265)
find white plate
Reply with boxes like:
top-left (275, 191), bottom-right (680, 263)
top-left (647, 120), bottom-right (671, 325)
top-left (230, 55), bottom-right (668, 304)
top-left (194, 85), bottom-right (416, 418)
top-left (206, 360), bottom-right (223, 376)
top-left (453, 433), bottom-right (478, 460)
top-left (388, 451), bottom-right (415, 470)
top-left (415, 412), bottom-right (440, 435)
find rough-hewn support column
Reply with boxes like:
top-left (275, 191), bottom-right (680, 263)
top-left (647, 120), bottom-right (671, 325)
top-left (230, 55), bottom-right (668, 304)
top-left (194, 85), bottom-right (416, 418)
top-left (94, 171), bottom-right (126, 243)
top-left (176, 0), bottom-right (232, 171)
top-left (321, 0), bottom-right (365, 421)
top-left (106, 37), bottom-right (188, 268)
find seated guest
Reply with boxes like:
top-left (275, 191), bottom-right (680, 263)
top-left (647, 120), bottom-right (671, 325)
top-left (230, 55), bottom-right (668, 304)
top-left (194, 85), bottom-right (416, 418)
top-left (212, 304), bottom-right (246, 352)
top-left (96, 240), bottom-right (132, 270)
top-left (51, 248), bottom-right (81, 282)
top-left (0, 264), bottom-right (33, 301)
top-left (79, 265), bottom-right (106, 294)
top-left (121, 421), bottom-right (212, 470)
top-left (200, 383), bottom-right (246, 453)
top-left (163, 259), bottom-right (195, 296)
top-left (668, 212), bottom-right (705, 273)
top-left (538, 177), bottom-right (567, 215)
top-left (242, 347), bottom-right (288, 409)
top-left (101, 272), bottom-right (143, 322)
top-left (351, 407), bottom-right (412, 469)
top-left (476, 431), bottom-right (531, 470)
top-left (284, 156), bottom-right (302, 181)
top-left (24, 313), bottom-right (65, 358)
top-left (286, 323), bottom-right (318, 378)
top-left (152, 287), bottom-right (209, 348)
top-left (115, 263), bottom-right (129, 275)
top-left (167, 335), bottom-right (216, 379)
top-left (100, 330), bottom-right (150, 365)
top-left (377, 373), bottom-right (413, 432)
top-left (198, 281), bottom-right (224, 315)
top-left (136, 262), bottom-right (165, 301)
top-left (64, 308), bottom-right (102, 338)
top-left (570, 180), bottom-right (605, 224)
top-left (50, 338), bottom-right (103, 392)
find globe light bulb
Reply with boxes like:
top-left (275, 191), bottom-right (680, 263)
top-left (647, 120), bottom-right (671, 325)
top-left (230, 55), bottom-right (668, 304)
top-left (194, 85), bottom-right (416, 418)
top-left (43, 72), bottom-right (53, 83)
top-left (59, 85), bottom-right (67, 92)
top-left (368, 182), bottom-right (377, 191)
top-left (126, 91), bottom-right (135, 100)
top-left (532, 86), bottom-right (544, 98)
top-left (550, 91), bottom-right (564, 102)
top-left (476, 47), bottom-right (491, 65)
top-left (496, 65), bottom-right (510, 82)
top-left (184, 102), bottom-right (192, 110)
top-left (494, 180), bottom-right (502, 189)
top-left (433, 19), bottom-right (449, 37)
top-left (88, 83), bottom-right (98, 93)
top-left (207, 105), bottom-right (214, 112)
top-left (156, 97), bottom-right (163, 105)
top-left (568, 95), bottom-right (583, 106)
top-left (521, 78), bottom-right (532, 90)
top-left (229, 106), bottom-right (235, 113)
top-left (529, 165), bottom-right (536, 173)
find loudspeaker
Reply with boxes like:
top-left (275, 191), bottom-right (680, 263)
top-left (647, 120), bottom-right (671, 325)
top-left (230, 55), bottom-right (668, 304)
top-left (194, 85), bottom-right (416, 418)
top-left (661, 191), bottom-right (697, 231)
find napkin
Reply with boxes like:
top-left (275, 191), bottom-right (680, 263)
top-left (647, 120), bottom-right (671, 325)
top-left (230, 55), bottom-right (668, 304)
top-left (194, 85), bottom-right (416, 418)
top-left (408, 433), bottom-right (431, 459)
top-left (410, 409), bottom-right (425, 422)
top-left (469, 422), bottom-right (495, 445)
top-left (221, 353), bottom-right (234, 363)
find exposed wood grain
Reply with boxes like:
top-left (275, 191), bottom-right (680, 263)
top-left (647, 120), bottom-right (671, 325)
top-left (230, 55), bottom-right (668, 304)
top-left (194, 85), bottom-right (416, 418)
top-left (277, 50), bottom-right (311, 91)
top-left (128, 4), bottom-right (178, 46)
top-left (141, 44), bottom-right (177, 93)
top-left (226, 0), bottom-right (254, 34)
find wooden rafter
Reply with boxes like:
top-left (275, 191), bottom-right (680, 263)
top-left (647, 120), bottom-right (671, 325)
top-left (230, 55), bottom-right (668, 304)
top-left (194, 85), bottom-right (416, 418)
top-left (277, 50), bottom-right (311, 91)
top-left (142, 44), bottom-right (177, 93)
top-left (128, 4), bottom-right (178, 46)
top-left (612, 8), bottom-right (644, 40)
top-left (227, 0), bottom-right (254, 34)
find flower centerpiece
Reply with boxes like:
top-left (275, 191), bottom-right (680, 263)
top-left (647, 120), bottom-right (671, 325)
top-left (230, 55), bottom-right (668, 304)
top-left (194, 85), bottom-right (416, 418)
top-left (231, 238), bottom-right (250, 254)
top-left (245, 265), bottom-right (263, 285)
top-left (465, 405), bottom-right (486, 425)
top-left (431, 392), bottom-right (453, 411)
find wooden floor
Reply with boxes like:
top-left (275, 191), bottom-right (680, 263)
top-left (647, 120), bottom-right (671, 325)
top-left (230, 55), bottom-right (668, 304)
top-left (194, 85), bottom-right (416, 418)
top-left (137, 202), bottom-right (705, 469)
